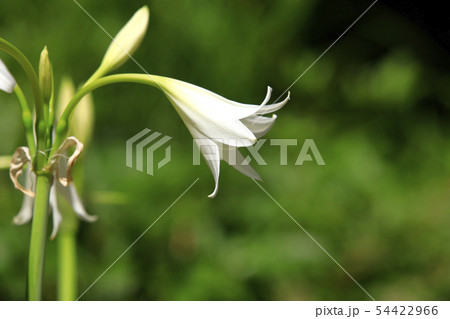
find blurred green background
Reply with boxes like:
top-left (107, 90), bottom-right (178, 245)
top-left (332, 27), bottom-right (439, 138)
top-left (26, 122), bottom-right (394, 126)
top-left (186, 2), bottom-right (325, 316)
top-left (1, 0), bottom-right (449, 300)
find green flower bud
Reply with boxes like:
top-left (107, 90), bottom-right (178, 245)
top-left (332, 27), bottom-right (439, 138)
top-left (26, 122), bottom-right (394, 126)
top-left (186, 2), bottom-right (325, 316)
top-left (39, 46), bottom-right (52, 104)
top-left (98, 6), bottom-right (149, 75)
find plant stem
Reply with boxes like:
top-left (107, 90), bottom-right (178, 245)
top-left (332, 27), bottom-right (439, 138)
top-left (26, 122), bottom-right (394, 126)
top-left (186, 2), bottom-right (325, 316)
top-left (57, 216), bottom-right (78, 301)
top-left (0, 38), bottom-right (47, 165)
top-left (28, 174), bottom-right (51, 301)
top-left (53, 73), bottom-right (163, 153)
top-left (14, 85), bottom-right (35, 156)
top-left (0, 38), bottom-right (43, 119)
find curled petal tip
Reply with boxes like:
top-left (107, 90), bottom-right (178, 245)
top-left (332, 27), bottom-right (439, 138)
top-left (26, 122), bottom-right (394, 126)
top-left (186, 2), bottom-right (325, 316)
top-left (260, 86), bottom-right (272, 107)
top-left (208, 183), bottom-right (219, 198)
top-left (207, 189), bottom-right (218, 198)
top-left (84, 214), bottom-right (98, 222)
top-left (13, 216), bottom-right (27, 225)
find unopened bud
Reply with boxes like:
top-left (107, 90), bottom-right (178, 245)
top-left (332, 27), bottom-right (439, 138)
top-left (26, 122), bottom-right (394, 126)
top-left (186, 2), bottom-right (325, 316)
top-left (39, 46), bottom-right (52, 104)
top-left (98, 6), bottom-right (149, 75)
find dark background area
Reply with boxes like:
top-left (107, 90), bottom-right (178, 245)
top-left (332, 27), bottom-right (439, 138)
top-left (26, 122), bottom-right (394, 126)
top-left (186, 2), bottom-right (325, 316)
top-left (1, 0), bottom-right (449, 300)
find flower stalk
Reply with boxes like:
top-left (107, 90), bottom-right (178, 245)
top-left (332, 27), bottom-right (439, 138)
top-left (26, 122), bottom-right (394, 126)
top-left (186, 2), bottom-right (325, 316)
top-left (0, 38), bottom-right (43, 116)
top-left (53, 73), bottom-right (161, 153)
top-left (13, 85), bottom-right (35, 155)
top-left (27, 174), bottom-right (51, 301)
top-left (57, 211), bottom-right (78, 300)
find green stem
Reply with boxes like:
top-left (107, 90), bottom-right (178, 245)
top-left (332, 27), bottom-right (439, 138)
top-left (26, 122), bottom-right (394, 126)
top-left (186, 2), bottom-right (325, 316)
top-left (0, 38), bottom-right (43, 120)
top-left (0, 38), bottom-right (49, 174)
top-left (14, 85), bottom-right (35, 156)
top-left (83, 65), bottom-right (107, 88)
top-left (0, 155), bottom-right (12, 169)
top-left (57, 217), bottom-right (78, 301)
top-left (28, 174), bottom-right (51, 301)
top-left (53, 73), bottom-right (163, 154)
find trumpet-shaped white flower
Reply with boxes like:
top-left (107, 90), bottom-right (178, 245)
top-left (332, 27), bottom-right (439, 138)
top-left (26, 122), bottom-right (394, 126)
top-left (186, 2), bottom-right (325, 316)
top-left (0, 58), bottom-right (16, 93)
top-left (157, 77), bottom-right (290, 197)
top-left (10, 137), bottom-right (96, 239)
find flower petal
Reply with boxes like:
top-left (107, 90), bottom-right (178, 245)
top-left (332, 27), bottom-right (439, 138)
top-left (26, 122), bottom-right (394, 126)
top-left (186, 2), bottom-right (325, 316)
top-left (49, 185), bottom-right (62, 240)
top-left (241, 114), bottom-right (277, 138)
top-left (159, 80), bottom-right (285, 147)
top-left (160, 77), bottom-right (265, 119)
top-left (220, 146), bottom-right (262, 181)
top-left (169, 94), bottom-right (257, 147)
top-left (13, 193), bottom-right (34, 225)
top-left (256, 91), bottom-right (290, 114)
top-left (13, 168), bottom-right (36, 225)
top-left (0, 58), bottom-right (16, 93)
top-left (9, 147), bottom-right (34, 197)
top-left (188, 125), bottom-right (221, 198)
top-left (260, 86), bottom-right (273, 107)
top-left (57, 182), bottom-right (97, 222)
top-left (45, 137), bottom-right (84, 187)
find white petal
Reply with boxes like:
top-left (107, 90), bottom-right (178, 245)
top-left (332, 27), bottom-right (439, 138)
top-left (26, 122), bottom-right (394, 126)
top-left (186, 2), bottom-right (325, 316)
top-left (204, 144), bottom-right (220, 198)
top-left (157, 79), bottom-right (286, 146)
top-left (168, 94), bottom-right (257, 147)
top-left (13, 169), bottom-right (36, 225)
top-left (257, 92), bottom-right (290, 114)
top-left (241, 114), bottom-right (277, 138)
top-left (188, 125), bottom-right (221, 198)
top-left (0, 58), bottom-right (16, 93)
top-left (160, 77), bottom-right (263, 119)
top-left (49, 185), bottom-right (62, 240)
top-left (13, 194), bottom-right (34, 225)
top-left (57, 182), bottom-right (97, 222)
top-left (260, 86), bottom-right (273, 107)
top-left (220, 146), bottom-right (262, 181)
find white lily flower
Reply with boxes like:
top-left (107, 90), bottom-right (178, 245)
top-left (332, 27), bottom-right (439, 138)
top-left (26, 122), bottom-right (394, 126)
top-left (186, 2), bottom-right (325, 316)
top-left (0, 58), bottom-right (16, 93)
top-left (157, 77), bottom-right (290, 197)
top-left (10, 137), bottom-right (96, 239)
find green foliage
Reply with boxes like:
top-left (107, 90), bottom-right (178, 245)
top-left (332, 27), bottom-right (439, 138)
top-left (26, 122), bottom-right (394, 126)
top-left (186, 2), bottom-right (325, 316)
top-left (1, 0), bottom-right (449, 300)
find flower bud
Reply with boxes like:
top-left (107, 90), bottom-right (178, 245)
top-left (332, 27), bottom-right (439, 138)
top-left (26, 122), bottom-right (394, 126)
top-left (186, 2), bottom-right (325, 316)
top-left (39, 46), bottom-right (52, 104)
top-left (99, 6), bottom-right (149, 74)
